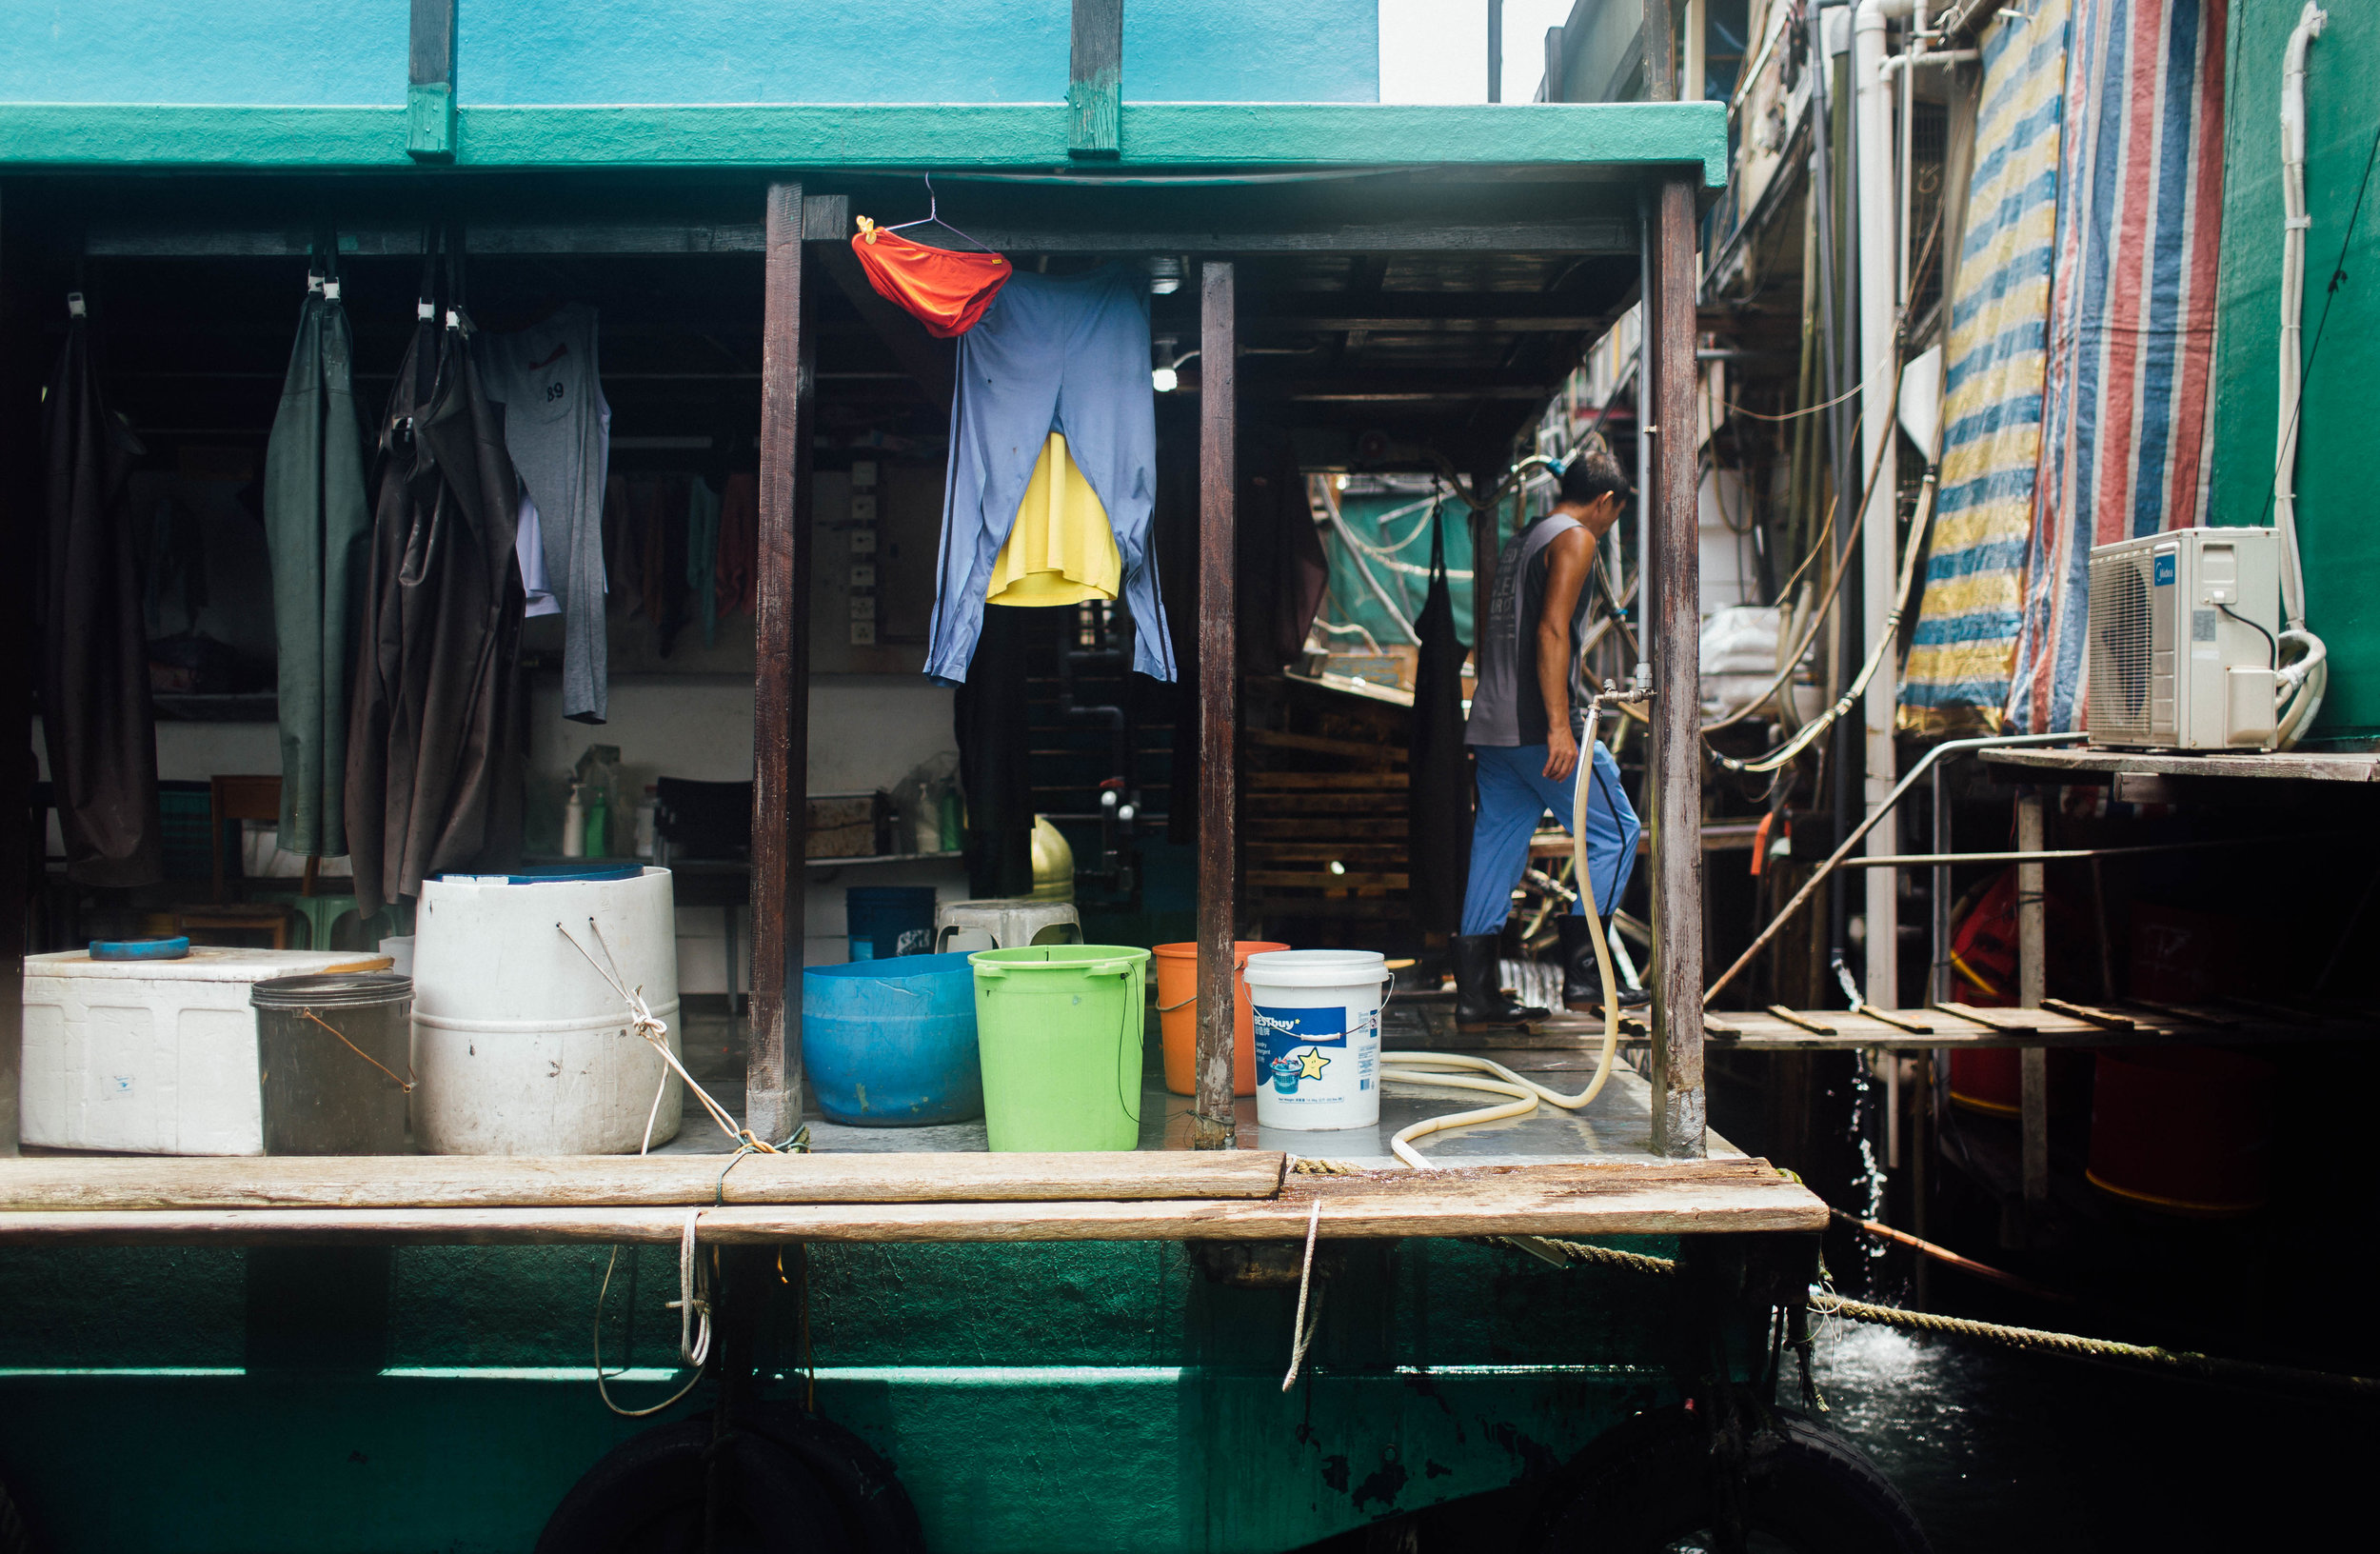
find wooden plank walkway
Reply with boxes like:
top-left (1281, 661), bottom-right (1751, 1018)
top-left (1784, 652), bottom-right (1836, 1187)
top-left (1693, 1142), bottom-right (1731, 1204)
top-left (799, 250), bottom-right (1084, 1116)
top-left (0, 1156), bottom-right (1825, 1245)
top-left (1385, 994), bottom-right (2366, 1052)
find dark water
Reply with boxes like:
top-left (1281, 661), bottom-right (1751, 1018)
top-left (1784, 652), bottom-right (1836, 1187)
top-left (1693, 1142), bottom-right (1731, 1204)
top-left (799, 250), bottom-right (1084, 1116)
top-left (1811, 1318), bottom-right (2376, 1552)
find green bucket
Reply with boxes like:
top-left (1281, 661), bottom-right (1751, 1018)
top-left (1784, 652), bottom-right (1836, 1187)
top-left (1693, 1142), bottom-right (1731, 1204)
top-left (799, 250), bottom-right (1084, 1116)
top-left (969, 945), bottom-right (1149, 1151)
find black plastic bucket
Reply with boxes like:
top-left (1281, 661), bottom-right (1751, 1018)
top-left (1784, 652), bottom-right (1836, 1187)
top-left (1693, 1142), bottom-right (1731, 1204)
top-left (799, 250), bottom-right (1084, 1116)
top-left (249, 972), bottom-right (414, 1154)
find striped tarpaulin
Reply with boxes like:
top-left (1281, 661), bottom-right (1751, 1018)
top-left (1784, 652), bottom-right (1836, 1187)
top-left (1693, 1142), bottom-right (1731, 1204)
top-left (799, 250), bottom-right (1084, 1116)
top-left (1898, 1), bottom-right (2073, 736)
top-left (2005, 0), bottom-right (2228, 732)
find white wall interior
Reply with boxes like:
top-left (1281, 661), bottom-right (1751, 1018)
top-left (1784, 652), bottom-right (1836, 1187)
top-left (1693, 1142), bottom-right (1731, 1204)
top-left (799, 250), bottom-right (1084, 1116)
top-left (37, 670), bottom-right (967, 986)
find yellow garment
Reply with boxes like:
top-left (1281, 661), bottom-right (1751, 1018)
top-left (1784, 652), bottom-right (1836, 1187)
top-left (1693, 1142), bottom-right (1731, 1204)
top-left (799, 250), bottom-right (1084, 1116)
top-left (986, 433), bottom-right (1121, 607)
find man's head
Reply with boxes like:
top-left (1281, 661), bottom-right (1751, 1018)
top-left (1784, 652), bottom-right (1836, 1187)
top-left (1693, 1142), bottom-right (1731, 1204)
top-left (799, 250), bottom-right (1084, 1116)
top-left (1553, 450), bottom-right (1630, 537)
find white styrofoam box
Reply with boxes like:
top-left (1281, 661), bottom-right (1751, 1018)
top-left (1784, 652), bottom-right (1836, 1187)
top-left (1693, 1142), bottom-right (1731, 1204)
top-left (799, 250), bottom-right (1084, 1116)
top-left (21, 947), bottom-right (395, 1155)
top-left (411, 867), bottom-right (684, 1155)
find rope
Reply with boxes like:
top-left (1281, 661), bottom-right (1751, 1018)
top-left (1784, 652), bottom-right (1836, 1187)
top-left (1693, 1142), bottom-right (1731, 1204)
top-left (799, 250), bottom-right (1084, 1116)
top-left (559, 918), bottom-right (787, 1155)
top-left (297, 1008), bottom-right (414, 1093)
top-left (1812, 1294), bottom-right (2380, 1404)
top-left (1478, 1236), bottom-right (2380, 1403)
top-left (1280, 1198), bottom-right (1325, 1391)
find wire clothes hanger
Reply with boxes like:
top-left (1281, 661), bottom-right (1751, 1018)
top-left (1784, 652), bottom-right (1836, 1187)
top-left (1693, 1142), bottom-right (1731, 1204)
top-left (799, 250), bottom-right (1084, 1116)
top-left (883, 173), bottom-right (992, 251)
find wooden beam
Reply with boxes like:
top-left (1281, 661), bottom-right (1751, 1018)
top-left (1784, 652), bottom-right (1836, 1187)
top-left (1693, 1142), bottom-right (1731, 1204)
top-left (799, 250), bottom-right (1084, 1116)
top-left (1647, 176), bottom-right (1705, 1159)
top-left (83, 218), bottom-right (1640, 261)
top-left (0, 186), bottom-right (33, 1158)
top-left (748, 183), bottom-right (814, 1146)
top-left (1194, 259), bottom-right (1239, 1150)
top-left (1069, 0), bottom-right (1124, 159)
top-left (407, 0), bottom-right (457, 162)
top-left (0, 1152), bottom-right (1292, 1212)
top-left (0, 1161), bottom-right (1829, 1245)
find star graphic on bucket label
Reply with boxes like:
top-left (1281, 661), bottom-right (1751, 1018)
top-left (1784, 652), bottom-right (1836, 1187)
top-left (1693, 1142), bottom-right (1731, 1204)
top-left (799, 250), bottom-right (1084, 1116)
top-left (1296, 1047), bottom-right (1331, 1081)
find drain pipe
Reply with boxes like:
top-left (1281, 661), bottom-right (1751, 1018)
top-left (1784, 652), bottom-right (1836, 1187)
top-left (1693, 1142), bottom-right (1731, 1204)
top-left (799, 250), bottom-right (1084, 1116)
top-left (2272, 2), bottom-right (2330, 748)
top-left (1853, 0), bottom-right (1913, 1006)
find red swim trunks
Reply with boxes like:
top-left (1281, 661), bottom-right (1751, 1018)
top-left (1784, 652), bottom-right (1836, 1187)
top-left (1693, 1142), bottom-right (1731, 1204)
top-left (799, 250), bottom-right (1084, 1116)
top-left (850, 217), bottom-right (1012, 338)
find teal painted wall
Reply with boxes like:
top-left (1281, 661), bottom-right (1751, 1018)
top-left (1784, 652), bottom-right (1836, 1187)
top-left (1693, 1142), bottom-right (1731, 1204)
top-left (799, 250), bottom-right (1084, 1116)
top-left (0, 1238), bottom-right (1689, 1553)
top-left (2208, 1), bottom-right (2380, 744)
top-left (0, 1), bottom-right (1378, 109)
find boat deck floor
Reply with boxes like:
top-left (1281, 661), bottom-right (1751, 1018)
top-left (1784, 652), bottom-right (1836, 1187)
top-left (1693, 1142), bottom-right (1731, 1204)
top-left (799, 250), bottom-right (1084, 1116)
top-left (661, 1007), bottom-right (1735, 1168)
top-left (0, 1006), bottom-right (1824, 1245)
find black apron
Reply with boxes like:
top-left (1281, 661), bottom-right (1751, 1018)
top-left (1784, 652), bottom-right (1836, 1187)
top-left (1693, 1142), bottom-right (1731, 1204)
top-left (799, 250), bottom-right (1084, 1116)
top-left (1408, 508), bottom-right (1471, 934)
top-left (346, 259), bottom-right (526, 916)
top-left (40, 302), bottom-right (162, 887)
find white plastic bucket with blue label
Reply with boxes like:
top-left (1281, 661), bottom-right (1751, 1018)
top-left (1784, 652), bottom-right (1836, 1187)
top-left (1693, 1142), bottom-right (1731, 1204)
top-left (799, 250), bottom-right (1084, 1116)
top-left (1241, 949), bottom-right (1391, 1131)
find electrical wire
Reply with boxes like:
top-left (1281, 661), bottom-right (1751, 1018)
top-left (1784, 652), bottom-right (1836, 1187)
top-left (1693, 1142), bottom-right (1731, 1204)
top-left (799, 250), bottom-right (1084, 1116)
top-left (1712, 466), bottom-right (1937, 775)
top-left (2218, 602), bottom-right (2278, 670)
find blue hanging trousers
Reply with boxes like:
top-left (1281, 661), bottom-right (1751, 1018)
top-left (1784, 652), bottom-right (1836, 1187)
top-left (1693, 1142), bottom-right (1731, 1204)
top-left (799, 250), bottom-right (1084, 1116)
top-left (926, 264), bottom-right (1175, 686)
top-left (1459, 742), bottom-right (1641, 938)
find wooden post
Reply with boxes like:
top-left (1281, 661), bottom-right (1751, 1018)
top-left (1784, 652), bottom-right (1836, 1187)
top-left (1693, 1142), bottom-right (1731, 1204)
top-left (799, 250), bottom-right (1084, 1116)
top-left (407, 0), bottom-right (457, 162)
top-left (748, 183), bottom-right (814, 1146)
top-left (0, 188), bottom-right (28, 1157)
top-left (1192, 261), bottom-right (1239, 1150)
top-left (1647, 178), bottom-right (1705, 1159)
top-left (1068, 0), bottom-right (1124, 159)
top-left (1641, 0), bottom-right (1677, 102)
top-left (2015, 787), bottom-right (2048, 1205)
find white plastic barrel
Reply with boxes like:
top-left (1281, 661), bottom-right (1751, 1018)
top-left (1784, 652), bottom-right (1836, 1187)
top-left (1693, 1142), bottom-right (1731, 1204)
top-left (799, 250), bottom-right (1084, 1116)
top-left (1241, 949), bottom-right (1391, 1131)
top-left (411, 867), bottom-right (683, 1154)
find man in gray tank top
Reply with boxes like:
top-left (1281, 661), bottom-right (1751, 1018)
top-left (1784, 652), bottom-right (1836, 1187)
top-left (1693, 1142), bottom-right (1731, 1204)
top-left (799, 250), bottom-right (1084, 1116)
top-left (1456, 452), bottom-right (1643, 1026)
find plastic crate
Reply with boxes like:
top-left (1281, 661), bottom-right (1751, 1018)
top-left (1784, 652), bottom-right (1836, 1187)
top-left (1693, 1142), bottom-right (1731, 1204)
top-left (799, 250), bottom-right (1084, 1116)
top-left (158, 782), bottom-right (215, 882)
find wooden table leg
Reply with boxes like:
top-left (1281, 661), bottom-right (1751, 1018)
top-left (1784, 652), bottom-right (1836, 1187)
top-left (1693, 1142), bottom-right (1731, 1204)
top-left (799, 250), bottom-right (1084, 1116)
top-left (2017, 787), bottom-right (2048, 1205)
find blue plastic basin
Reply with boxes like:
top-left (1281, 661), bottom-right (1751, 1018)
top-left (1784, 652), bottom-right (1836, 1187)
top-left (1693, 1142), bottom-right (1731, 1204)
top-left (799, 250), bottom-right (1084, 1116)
top-left (801, 951), bottom-right (983, 1126)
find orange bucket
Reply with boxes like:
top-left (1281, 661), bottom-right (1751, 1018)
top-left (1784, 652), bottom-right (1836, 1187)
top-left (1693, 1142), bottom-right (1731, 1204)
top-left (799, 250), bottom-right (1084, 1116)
top-left (1153, 941), bottom-right (1289, 1096)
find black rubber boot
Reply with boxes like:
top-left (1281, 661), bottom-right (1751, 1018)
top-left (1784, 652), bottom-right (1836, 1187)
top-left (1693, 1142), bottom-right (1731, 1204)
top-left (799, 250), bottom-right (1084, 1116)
top-left (1453, 933), bottom-right (1544, 1027)
top-left (1558, 915), bottom-right (1600, 1011)
top-left (1558, 914), bottom-right (1652, 1014)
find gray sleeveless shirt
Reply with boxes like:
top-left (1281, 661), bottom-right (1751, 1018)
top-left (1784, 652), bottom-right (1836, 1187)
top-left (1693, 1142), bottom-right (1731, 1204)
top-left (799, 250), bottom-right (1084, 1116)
top-left (1465, 514), bottom-right (1592, 747)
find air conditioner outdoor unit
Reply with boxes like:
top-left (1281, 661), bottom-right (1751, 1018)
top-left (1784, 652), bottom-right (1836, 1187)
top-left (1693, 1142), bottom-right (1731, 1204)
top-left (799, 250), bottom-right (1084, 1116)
top-left (2086, 528), bottom-right (2281, 750)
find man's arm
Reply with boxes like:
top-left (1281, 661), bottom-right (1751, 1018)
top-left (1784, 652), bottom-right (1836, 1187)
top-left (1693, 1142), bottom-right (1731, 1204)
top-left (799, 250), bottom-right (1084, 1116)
top-left (1537, 527), bottom-right (1591, 781)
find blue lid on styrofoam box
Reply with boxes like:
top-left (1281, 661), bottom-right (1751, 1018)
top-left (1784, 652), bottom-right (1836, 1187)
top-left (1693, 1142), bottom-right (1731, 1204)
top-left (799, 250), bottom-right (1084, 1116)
top-left (89, 936), bottom-right (190, 961)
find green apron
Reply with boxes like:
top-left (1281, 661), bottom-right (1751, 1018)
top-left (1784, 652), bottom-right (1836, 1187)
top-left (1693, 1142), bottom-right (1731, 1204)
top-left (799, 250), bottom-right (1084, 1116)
top-left (263, 272), bottom-right (370, 857)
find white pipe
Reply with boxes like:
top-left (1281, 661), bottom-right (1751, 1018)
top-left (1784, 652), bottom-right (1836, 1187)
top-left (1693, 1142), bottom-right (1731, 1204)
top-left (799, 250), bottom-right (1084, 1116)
top-left (1854, 0), bottom-right (1901, 1006)
top-left (1880, 49), bottom-right (1979, 72)
top-left (2273, 3), bottom-right (2329, 748)
top-left (1684, 0), bottom-right (1708, 103)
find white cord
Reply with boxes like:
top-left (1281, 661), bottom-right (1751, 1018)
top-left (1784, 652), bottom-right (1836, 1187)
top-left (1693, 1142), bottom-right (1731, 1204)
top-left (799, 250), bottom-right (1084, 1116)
top-left (1280, 1198), bottom-right (1324, 1391)
top-left (667, 1209), bottom-right (713, 1368)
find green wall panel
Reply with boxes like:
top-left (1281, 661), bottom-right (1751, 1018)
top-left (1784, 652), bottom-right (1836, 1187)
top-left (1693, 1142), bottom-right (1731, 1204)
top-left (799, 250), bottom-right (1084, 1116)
top-left (2209, 1), bottom-right (2380, 744)
top-left (0, 1238), bottom-right (1692, 1552)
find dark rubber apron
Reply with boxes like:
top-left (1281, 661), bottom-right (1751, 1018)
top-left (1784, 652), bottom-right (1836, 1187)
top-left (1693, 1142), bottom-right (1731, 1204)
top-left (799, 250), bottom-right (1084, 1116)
top-left (40, 297), bottom-right (162, 887)
top-left (345, 241), bottom-right (527, 916)
top-left (1407, 508), bottom-right (1472, 935)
